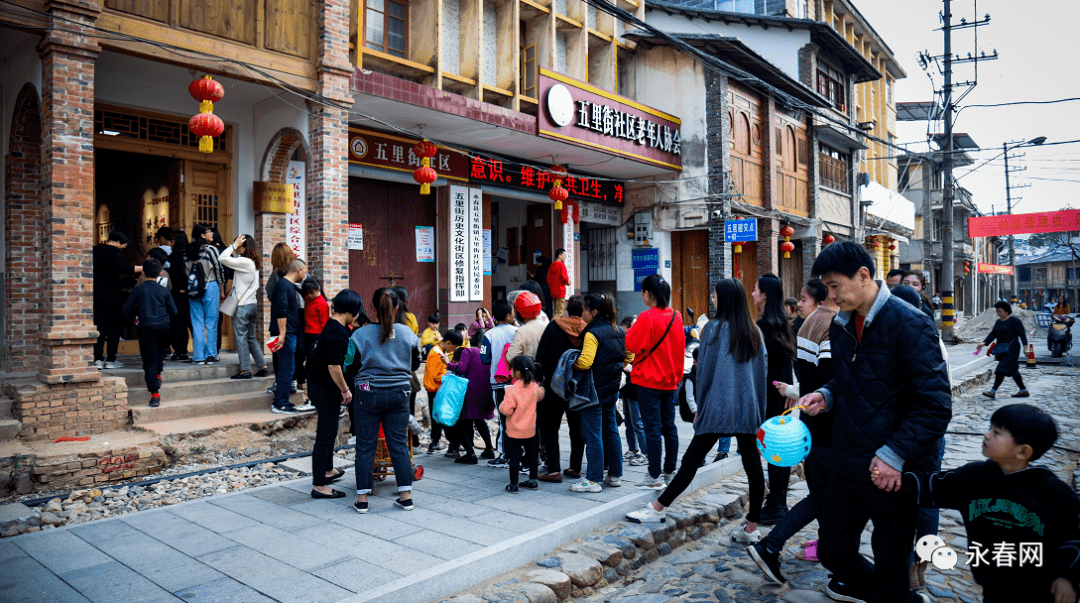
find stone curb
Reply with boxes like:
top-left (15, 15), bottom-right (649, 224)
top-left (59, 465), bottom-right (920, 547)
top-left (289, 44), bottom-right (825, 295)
top-left (336, 455), bottom-right (746, 603)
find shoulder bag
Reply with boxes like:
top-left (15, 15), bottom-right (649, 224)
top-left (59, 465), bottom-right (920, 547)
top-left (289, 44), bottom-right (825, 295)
top-left (220, 274), bottom-right (257, 317)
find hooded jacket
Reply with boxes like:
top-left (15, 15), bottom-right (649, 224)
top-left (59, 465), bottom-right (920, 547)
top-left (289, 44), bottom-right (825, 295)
top-left (819, 282), bottom-right (952, 475)
top-left (536, 316), bottom-right (587, 393)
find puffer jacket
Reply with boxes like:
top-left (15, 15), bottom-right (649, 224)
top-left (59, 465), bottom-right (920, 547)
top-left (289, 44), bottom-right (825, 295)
top-left (819, 282), bottom-right (951, 476)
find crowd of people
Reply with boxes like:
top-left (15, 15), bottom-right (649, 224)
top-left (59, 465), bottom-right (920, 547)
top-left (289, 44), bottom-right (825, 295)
top-left (97, 229), bottom-right (1079, 603)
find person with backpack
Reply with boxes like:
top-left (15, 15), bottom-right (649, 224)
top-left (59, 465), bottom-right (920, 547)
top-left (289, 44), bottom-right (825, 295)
top-left (187, 224), bottom-right (226, 365)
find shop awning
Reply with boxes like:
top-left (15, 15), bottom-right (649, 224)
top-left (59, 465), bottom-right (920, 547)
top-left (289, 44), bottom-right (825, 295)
top-left (862, 181), bottom-right (916, 232)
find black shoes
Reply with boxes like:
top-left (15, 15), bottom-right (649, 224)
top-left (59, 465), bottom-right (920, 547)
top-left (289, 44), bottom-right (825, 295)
top-left (506, 484), bottom-right (519, 493)
top-left (353, 500), bottom-right (368, 514)
top-left (454, 455), bottom-right (479, 464)
top-left (149, 393), bottom-right (161, 408)
top-left (394, 498), bottom-right (414, 511)
top-left (748, 542), bottom-right (786, 584)
top-left (311, 489), bottom-right (346, 499)
top-left (823, 575), bottom-right (869, 603)
top-left (520, 480), bottom-right (539, 490)
top-left (231, 372), bottom-right (252, 380)
top-left (254, 367), bottom-right (269, 377)
top-left (325, 470), bottom-right (345, 483)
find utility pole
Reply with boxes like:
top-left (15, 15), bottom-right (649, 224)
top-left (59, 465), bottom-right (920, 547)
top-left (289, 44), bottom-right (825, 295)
top-left (1003, 143), bottom-right (1016, 300)
top-left (922, 157), bottom-right (933, 295)
top-left (941, 0), bottom-right (956, 342)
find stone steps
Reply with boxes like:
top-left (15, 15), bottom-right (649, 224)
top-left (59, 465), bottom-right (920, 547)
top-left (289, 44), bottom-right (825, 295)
top-left (0, 396), bottom-right (19, 442)
top-left (136, 404), bottom-right (314, 436)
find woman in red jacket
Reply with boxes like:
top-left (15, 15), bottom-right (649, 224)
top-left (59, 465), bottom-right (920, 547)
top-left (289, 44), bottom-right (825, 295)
top-left (625, 274), bottom-right (685, 490)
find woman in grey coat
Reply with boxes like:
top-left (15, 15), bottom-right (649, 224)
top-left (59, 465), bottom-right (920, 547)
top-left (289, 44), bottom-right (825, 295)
top-left (626, 279), bottom-right (768, 543)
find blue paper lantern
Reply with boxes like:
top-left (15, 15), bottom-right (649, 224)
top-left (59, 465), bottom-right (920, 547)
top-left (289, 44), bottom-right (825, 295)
top-left (756, 414), bottom-right (812, 467)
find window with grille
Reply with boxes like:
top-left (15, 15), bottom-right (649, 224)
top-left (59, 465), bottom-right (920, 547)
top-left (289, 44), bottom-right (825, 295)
top-left (587, 227), bottom-right (617, 282)
top-left (366, 0), bottom-right (407, 57)
top-left (816, 61), bottom-right (846, 111)
top-left (194, 193), bottom-right (219, 228)
top-left (819, 144), bottom-right (849, 193)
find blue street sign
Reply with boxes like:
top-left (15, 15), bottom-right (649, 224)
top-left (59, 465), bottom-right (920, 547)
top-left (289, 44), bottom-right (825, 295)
top-left (724, 218), bottom-right (758, 243)
top-left (631, 248), bottom-right (660, 271)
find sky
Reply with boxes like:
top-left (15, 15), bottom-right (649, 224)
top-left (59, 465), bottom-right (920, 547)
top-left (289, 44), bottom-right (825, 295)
top-left (857, 0), bottom-right (1080, 221)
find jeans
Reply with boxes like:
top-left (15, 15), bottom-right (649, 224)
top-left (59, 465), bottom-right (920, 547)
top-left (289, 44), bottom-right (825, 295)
top-left (506, 435), bottom-right (538, 485)
top-left (232, 304), bottom-right (265, 374)
top-left (657, 432), bottom-right (763, 523)
top-left (716, 437), bottom-right (731, 454)
top-left (539, 393), bottom-right (583, 474)
top-left (189, 281), bottom-right (220, 361)
top-left (622, 397), bottom-right (645, 452)
top-left (578, 395), bottom-right (622, 483)
top-left (636, 386), bottom-right (679, 479)
top-left (274, 333), bottom-right (297, 407)
top-left (762, 446), bottom-right (832, 555)
top-left (818, 472), bottom-right (921, 603)
top-left (353, 385), bottom-right (413, 494)
top-left (908, 438), bottom-right (946, 565)
top-left (137, 326), bottom-right (170, 394)
top-left (309, 382), bottom-right (343, 487)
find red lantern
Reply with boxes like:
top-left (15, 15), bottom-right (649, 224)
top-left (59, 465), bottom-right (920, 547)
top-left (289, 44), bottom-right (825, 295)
top-left (412, 140), bottom-right (439, 194)
top-left (549, 184), bottom-right (569, 209)
top-left (780, 225), bottom-right (795, 239)
top-left (549, 164), bottom-right (568, 180)
top-left (888, 244), bottom-right (896, 251)
top-left (188, 113), bottom-right (224, 153)
top-left (413, 166), bottom-right (437, 193)
top-left (188, 75), bottom-right (225, 154)
top-left (780, 241), bottom-right (795, 259)
top-left (823, 234), bottom-right (835, 245)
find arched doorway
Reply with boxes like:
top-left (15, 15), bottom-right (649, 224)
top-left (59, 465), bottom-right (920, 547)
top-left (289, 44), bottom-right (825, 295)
top-left (4, 84), bottom-right (44, 372)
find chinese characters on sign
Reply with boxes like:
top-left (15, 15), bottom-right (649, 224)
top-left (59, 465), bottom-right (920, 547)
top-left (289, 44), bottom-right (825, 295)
top-left (348, 128), bottom-right (471, 181)
top-left (468, 156), bottom-right (624, 205)
top-left (724, 218), bottom-right (758, 243)
top-left (483, 229), bottom-right (492, 276)
top-left (977, 263), bottom-right (1015, 275)
top-left (563, 219), bottom-right (575, 297)
top-left (449, 186), bottom-right (469, 302)
top-left (968, 209), bottom-right (1080, 238)
top-left (287, 161), bottom-right (305, 259)
top-left (632, 248), bottom-right (660, 292)
top-left (539, 68), bottom-right (682, 171)
top-left (469, 189), bottom-right (483, 301)
top-left (966, 542), bottom-right (1042, 568)
top-left (415, 226), bottom-right (434, 262)
top-left (578, 201), bottom-right (622, 226)
top-left (347, 224), bottom-right (364, 251)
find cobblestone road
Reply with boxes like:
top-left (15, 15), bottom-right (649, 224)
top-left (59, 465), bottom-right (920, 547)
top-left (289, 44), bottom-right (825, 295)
top-left (472, 360), bottom-right (1080, 603)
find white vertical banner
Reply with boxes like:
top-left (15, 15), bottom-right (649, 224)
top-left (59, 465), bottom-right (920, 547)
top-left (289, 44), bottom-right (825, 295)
top-left (563, 218), bottom-right (575, 296)
top-left (468, 188), bottom-right (484, 301)
top-left (286, 161), bottom-right (305, 259)
top-left (449, 186), bottom-right (469, 302)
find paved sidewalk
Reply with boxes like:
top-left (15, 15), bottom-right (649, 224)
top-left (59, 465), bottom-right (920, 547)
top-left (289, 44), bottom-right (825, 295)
top-left (0, 418), bottom-right (740, 603)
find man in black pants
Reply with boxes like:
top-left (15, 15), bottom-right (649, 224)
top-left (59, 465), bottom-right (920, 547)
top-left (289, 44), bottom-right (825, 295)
top-left (123, 259), bottom-right (176, 407)
top-left (533, 296), bottom-right (587, 483)
top-left (798, 242), bottom-right (951, 603)
top-left (93, 229), bottom-right (142, 369)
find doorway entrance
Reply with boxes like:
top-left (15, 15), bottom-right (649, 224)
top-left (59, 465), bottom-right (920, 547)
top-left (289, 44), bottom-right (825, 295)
top-left (671, 230), bottom-right (709, 323)
top-left (348, 178), bottom-right (438, 318)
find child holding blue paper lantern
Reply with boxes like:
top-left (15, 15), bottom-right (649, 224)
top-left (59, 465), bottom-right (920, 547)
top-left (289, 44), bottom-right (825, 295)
top-left (626, 279), bottom-right (768, 544)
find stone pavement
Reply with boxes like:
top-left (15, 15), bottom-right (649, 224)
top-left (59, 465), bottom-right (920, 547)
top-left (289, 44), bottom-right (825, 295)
top-left (0, 416), bottom-right (742, 603)
top-left (490, 360), bottom-right (1077, 603)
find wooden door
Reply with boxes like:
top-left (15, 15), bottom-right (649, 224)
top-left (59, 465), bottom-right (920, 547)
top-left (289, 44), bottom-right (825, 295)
top-left (348, 179), bottom-right (437, 319)
top-left (524, 203), bottom-right (553, 277)
top-left (736, 241), bottom-right (759, 319)
top-left (671, 230), bottom-right (709, 322)
top-left (779, 240), bottom-right (804, 308)
top-left (184, 160), bottom-right (234, 350)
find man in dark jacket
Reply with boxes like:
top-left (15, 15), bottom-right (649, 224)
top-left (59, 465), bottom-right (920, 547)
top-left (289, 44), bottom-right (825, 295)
top-left (123, 259), bottom-right (177, 408)
top-left (93, 229), bottom-right (142, 369)
top-left (799, 242), bottom-right (951, 603)
top-left (269, 259), bottom-right (306, 415)
top-left (534, 296), bottom-right (586, 483)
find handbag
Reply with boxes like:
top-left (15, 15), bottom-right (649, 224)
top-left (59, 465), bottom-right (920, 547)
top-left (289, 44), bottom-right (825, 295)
top-left (990, 342), bottom-right (1011, 358)
top-left (433, 373), bottom-right (469, 427)
top-left (494, 342), bottom-right (513, 383)
top-left (220, 276), bottom-right (257, 317)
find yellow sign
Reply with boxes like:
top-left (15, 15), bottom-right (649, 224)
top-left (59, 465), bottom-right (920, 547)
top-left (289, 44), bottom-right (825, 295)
top-left (253, 182), bottom-right (295, 213)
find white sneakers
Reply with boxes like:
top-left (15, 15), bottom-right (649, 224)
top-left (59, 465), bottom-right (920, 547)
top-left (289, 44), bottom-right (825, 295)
top-left (97, 360), bottom-right (124, 369)
top-left (604, 474), bottom-right (622, 488)
top-left (626, 502), bottom-right (666, 523)
top-left (635, 475), bottom-right (666, 490)
top-left (731, 527), bottom-right (762, 544)
top-left (628, 453), bottom-right (648, 466)
top-left (569, 480), bottom-right (602, 493)
top-left (663, 472), bottom-right (675, 485)
top-left (294, 402), bottom-right (316, 413)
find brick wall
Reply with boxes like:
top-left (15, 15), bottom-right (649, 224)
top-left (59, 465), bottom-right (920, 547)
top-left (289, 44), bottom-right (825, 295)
top-left (5, 376), bottom-right (128, 442)
top-left (705, 70), bottom-right (731, 315)
top-left (4, 84), bottom-right (44, 373)
top-left (29, 441), bottom-right (167, 489)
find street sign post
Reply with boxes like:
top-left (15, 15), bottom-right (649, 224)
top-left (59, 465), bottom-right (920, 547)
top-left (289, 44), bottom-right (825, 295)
top-left (724, 219), bottom-right (758, 243)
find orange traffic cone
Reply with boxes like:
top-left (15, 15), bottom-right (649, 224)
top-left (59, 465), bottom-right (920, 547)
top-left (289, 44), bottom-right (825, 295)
top-left (1026, 344), bottom-right (1037, 369)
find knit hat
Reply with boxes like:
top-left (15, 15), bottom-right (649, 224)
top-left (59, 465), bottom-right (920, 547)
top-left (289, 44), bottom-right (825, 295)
top-left (514, 291), bottom-right (542, 320)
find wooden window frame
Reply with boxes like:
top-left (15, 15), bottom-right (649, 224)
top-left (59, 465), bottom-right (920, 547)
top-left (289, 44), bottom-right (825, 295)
top-left (365, 0), bottom-right (409, 58)
top-left (819, 143), bottom-right (850, 193)
top-left (816, 60), bottom-right (846, 111)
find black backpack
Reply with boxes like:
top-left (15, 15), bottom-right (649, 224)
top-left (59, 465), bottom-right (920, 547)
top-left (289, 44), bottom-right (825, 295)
top-left (186, 260), bottom-right (207, 299)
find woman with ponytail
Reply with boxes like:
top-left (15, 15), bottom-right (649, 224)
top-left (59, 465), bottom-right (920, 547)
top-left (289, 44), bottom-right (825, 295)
top-left (570, 294), bottom-right (633, 493)
top-left (752, 274), bottom-right (796, 524)
top-left (347, 288), bottom-right (421, 513)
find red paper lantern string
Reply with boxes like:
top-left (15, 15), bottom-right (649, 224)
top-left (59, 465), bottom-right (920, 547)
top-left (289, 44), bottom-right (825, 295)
top-left (188, 75), bottom-right (225, 153)
top-left (412, 140), bottom-right (439, 195)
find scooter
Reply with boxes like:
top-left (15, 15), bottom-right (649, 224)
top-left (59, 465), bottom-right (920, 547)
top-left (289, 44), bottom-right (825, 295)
top-left (1047, 314), bottom-right (1075, 358)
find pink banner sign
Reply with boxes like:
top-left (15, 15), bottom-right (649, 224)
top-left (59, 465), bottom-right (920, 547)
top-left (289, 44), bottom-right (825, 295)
top-left (977, 263), bottom-right (1014, 275)
top-left (968, 209), bottom-right (1080, 238)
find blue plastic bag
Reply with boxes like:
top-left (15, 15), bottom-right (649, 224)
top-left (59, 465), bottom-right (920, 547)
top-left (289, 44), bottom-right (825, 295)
top-left (433, 373), bottom-right (468, 427)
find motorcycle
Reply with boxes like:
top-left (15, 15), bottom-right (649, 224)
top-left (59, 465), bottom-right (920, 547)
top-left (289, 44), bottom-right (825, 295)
top-left (677, 308), bottom-right (701, 423)
top-left (1047, 314), bottom-right (1075, 358)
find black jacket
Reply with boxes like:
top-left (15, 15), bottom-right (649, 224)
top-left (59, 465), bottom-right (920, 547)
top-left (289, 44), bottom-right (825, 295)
top-left (983, 316), bottom-right (1028, 375)
top-left (758, 318), bottom-right (794, 418)
top-left (583, 320), bottom-right (627, 399)
top-left (123, 280), bottom-right (177, 328)
top-left (270, 276), bottom-right (300, 335)
top-left (93, 244), bottom-right (136, 323)
top-left (821, 283), bottom-right (951, 475)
